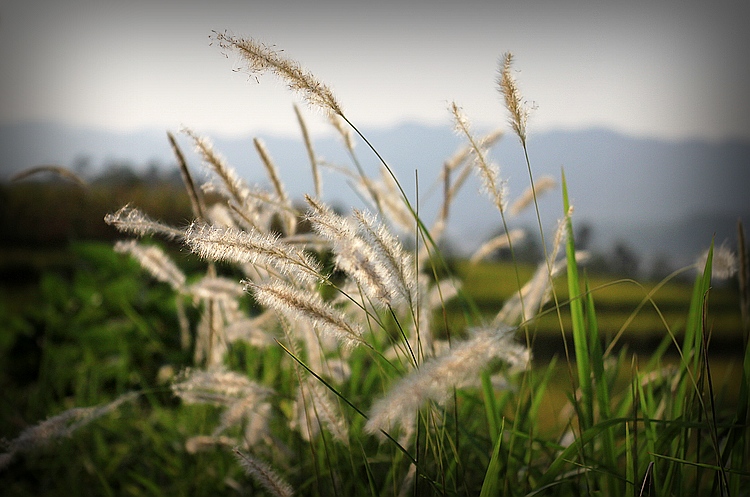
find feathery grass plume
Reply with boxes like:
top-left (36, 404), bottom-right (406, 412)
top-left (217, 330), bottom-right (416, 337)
top-left (243, 402), bottom-right (273, 447)
top-left (498, 52), bottom-right (529, 145)
top-left (188, 275), bottom-right (245, 301)
top-left (337, 164), bottom-right (414, 234)
top-left (233, 448), bottom-right (294, 497)
top-left (194, 299), bottom-right (228, 368)
top-left (172, 368), bottom-right (272, 406)
top-left (292, 376), bottom-right (349, 445)
top-left (493, 207), bottom-right (572, 325)
top-left (114, 240), bottom-right (186, 291)
top-left (495, 258), bottom-right (566, 326)
top-left (469, 229), bottom-right (526, 264)
top-left (296, 318), bottom-right (327, 373)
top-left (184, 435), bottom-right (236, 454)
top-left (105, 204), bottom-right (184, 240)
top-left (214, 395), bottom-right (272, 447)
top-left (232, 188), bottom-right (288, 233)
top-left (696, 242), bottom-right (738, 280)
top-left (176, 296), bottom-right (191, 350)
top-left (353, 209), bottom-right (416, 306)
top-left (509, 175), bottom-right (556, 217)
top-left (11, 164), bottom-right (87, 187)
top-left (365, 324), bottom-right (526, 442)
top-left (306, 195), bottom-right (405, 306)
top-left (168, 131), bottom-right (207, 220)
top-left (373, 166), bottom-right (417, 234)
top-left (0, 393), bottom-right (138, 470)
top-left (294, 103), bottom-right (322, 198)
top-left (183, 127), bottom-right (250, 206)
top-left (450, 102), bottom-right (508, 214)
top-left (253, 137), bottom-right (297, 235)
top-left (247, 279), bottom-right (366, 349)
top-left (205, 203), bottom-right (237, 229)
top-left (410, 276), bottom-right (461, 359)
top-left (224, 311), bottom-right (277, 348)
top-left (439, 129), bottom-right (504, 224)
top-left (213, 30), bottom-right (342, 118)
top-left (184, 223), bottom-right (322, 286)
top-left (329, 113), bottom-right (355, 151)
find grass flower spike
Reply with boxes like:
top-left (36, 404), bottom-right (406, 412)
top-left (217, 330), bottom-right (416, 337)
top-left (498, 52), bottom-right (529, 145)
top-left (365, 325), bottom-right (527, 441)
top-left (247, 280), bottom-right (366, 349)
top-left (213, 31), bottom-right (343, 117)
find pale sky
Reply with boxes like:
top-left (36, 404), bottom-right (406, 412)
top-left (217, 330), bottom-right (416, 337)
top-left (1, 0), bottom-right (749, 141)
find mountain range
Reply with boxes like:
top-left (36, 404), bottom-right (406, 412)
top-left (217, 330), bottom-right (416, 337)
top-left (2, 121), bottom-right (748, 269)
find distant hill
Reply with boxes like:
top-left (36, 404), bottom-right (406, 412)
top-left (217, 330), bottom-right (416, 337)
top-left (2, 121), bottom-right (748, 267)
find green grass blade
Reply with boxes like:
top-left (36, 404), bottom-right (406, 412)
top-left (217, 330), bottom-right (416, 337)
top-left (625, 420), bottom-right (634, 497)
top-left (585, 277), bottom-right (619, 496)
top-left (480, 418), bottom-right (505, 497)
top-left (481, 370), bottom-right (500, 443)
top-left (561, 169), bottom-right (593, 428)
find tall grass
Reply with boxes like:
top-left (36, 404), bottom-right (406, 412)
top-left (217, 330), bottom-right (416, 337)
top-left (2, 33), bottom-right (748, 496)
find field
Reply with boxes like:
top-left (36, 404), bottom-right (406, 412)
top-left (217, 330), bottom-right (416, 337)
top-left (2, 34), bottom-right (749, 496)
top-left (1, 210), bottom-right (746, 495)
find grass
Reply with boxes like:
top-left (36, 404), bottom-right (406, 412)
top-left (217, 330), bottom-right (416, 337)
top-left (2, 33), bottom-right (749, 496)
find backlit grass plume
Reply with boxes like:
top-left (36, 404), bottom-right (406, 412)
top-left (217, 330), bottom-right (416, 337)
top-left (365, 324), bottom-right (528, 442)
top-left (212, 30), bottom-right (343, 118)
top-left (498, 52), bottom-right (529, 145)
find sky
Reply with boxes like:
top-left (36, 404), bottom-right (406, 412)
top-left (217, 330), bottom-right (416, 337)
top-left (1, 0), bottom-right (749, 142)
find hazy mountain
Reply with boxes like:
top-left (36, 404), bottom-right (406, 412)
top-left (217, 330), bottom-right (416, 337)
top-left (2, 121), bottom-right (748, 267)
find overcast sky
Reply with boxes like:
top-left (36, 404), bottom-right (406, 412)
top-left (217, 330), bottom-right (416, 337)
top-left (1, 0), bottom-right (749, 141)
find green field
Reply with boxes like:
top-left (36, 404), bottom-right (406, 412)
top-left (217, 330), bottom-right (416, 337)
top-left (453, 259), bottom-right (743, 345)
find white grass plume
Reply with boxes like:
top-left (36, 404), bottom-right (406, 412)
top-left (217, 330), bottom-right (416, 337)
top-left (247, 279), bottom-right (366, 349)
top-left (493, 207), bottom-right (573, 325)
top-left (105, 205), bottom-right (184, 240)
top-left (498, 52), bottom-right (529, 145)
top-left (305, 196), bottom-right (413, 307)
top-left (11, 164), bottom-right (87, 187)
top-left (188, 275), bottom-right (245, 301)
top-left (508, 175), bottom-right (556, 217)
top-left (0, 393), bottom-right (138, 470)
top-left (333, 165), bottom-right (415, 234)
top-left (294, 103), bottom-right (322, 198)
top-left (224, 311), bottom-right (277, 348)
top-left (696, 242), bottom-right (738, 280)
top-left (469, 229), bottom-right (526, 265)
top-left (172, 368), bottom-right (271, 406)
top-left (183, 127), bottom-right (250, 206)
top-left (213, 30), bottom-right (342, 118)
top-left (353, 209), bottom-right (416, 306)
top-left (233, 448), bottom-right (294, 497)
top-left (450, 102), bottom-right (507, 214)
top-left (114, 240), bottom-right (186, 291)
top-left (184, 435), bottom-right (237, 453)
top-left (329, 113), bottom-right (355, 151)
top-left (214, 396), bottom-right (272, 446)
top-left (193, 299), bottom-right (229, 368)
top-left (184, 223), bottom-right (322, 286)
top-left (292, 377), bottom-right (349, 445)
top-left (439, 129), bottom-right (504, 226)
top-left (253, 137), bottom-right (297, 235)
top-left (365, 324), bottom-right (526, 442)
